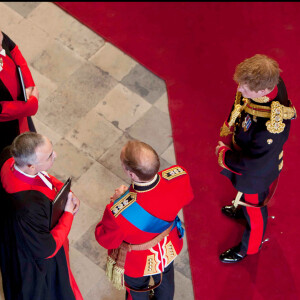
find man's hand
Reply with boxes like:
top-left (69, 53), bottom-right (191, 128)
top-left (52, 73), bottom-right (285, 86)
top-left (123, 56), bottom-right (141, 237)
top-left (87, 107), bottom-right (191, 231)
top-left (65, 192), bottom-right (80, 215)
top-left (26, 86), bottom-right (39, 101)
top-left (110, 185), bottom-right (128, 203)
top-left (215, 141), bottom-right (228, 156)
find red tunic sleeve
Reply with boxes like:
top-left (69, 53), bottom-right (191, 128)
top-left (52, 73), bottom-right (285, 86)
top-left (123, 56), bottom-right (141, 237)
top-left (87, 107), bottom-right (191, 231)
top-left (95, 204), bottom-right (126, 249)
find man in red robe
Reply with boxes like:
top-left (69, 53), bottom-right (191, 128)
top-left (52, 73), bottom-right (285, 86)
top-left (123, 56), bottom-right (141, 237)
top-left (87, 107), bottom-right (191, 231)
top-left (0, 132), bottom-right (83, 300)
top-left (0, 30), bottom-right (39, 153)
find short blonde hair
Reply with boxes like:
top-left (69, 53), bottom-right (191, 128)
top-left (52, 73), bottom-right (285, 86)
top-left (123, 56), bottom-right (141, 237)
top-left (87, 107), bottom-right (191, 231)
top-left (234, 54), bottom-right (281, 92)
top-left (121, 140), bottom-right (160, 181)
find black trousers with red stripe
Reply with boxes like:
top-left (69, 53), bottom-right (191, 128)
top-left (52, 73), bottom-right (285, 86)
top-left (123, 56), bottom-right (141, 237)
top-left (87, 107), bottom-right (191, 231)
top-left (124, 261), bottom-right (174, 300)
top-left (240, 189), bottom-right (269, 255)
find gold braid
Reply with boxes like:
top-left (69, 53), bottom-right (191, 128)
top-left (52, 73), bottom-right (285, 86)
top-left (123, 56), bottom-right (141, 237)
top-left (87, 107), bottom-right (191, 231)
top-left (228, 97), bottom-right (249, 127)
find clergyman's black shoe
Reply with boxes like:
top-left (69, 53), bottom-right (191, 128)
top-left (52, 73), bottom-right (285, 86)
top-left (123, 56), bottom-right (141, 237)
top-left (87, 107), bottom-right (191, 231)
top-left (221, 205), bottom-right (244, 219)
top-left (219, 244), bottom-right (247, 263)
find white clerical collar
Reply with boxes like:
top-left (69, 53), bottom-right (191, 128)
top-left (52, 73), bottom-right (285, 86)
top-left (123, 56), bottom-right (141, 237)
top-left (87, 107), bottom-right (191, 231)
top-left (0, 48), bottom-right (6, 56)
top-left (14, 164), bottom-right (53, 190)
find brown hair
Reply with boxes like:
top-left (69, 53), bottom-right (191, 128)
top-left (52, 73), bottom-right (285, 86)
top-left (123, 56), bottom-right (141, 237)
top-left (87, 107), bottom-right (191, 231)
top-left (233, 54), bottom-right (281, 92)
top-left (11, 132), bottom-right (45, 167)
top-left (121, 140), bottom-right (160, 181)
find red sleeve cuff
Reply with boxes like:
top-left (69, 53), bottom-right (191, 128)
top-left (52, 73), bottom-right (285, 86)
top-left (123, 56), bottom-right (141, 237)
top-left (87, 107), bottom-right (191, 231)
top-left (0, 96), bottom-right (38, 121)
top-left (48, 212), bottom-right (73, 258)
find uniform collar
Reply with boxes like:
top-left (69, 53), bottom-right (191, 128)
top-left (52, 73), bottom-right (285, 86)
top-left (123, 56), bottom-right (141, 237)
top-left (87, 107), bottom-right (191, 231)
top-left (132, 174), bottom-right (160, 192)
top-left (265, 85), bottom-right (278, 101)
top-left (0, 48), bottom-right (6, 56)
top-left (251, 85), bottom-right (278, 104)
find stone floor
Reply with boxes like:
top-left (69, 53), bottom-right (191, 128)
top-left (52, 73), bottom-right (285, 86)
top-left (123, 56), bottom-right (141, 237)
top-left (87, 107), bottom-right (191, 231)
top-left (0, 2), bottom-right (194, 300)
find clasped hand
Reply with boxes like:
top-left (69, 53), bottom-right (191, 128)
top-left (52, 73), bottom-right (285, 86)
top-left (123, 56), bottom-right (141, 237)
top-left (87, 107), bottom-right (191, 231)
top-left (64, 192), bottom-right (80, 215)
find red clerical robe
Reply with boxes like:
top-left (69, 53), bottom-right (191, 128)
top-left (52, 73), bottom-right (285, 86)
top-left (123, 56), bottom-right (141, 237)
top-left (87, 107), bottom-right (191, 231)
top-left (0, 152), bottom-right (83, 300)
top-left (0, 31), bottom-right (38, 153)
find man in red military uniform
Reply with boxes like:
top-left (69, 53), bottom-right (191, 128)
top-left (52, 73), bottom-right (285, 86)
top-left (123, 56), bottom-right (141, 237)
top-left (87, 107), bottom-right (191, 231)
top-left (95, 140), bottom-right (194, 300)
top-left (215, 54), bottom-right (296, 263)
top-left (0, 132), bottom-right (83, 300)
top-left (0, 30), bottom-right (39, 153)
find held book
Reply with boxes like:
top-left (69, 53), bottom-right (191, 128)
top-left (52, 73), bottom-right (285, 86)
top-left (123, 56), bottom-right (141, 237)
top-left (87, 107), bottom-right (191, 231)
top-left (49, 177), bottom-right (72, 230)
top-left (17, 66), bottom-right (27, 102)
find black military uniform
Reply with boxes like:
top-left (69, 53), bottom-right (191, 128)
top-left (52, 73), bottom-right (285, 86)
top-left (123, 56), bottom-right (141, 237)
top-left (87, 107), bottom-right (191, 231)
top-left (217, 77), bottom-right (296, 261)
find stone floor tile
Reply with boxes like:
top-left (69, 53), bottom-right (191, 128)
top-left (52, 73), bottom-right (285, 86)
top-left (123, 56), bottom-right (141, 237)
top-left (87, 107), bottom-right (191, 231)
top-left (59, 19), bottom-right (105, 60)
top-left (62, 63), bottom-right (118, 111)
top-left (0, 3), bottom-right (23, 29)
top-left (31, 116), bottom-right (62, 145)
top-left (3, 2), bottom-right (40, 18)
top-left (161, 142), bottom-right (177, 166)
top-left (29, 66), bottom-right (58, 103)
top-left (31, 40), bottom-right (84, 84)
top-left (95, 83), bottom-right (152, 131)
top-left (127, 106), bottom-right (173, 155)
top-left (48, 138), bottom-right (94, 182)
top-left (89, 42), bottom-right (137, 81)
top-left (66, 109), bottom-right (123, 159)
top-left (121, 64), bottom-right (166, 104)
top-left (178, 208), bottom-right (184, 222)
top-left (174, 269), bottom-right (195, 300)
top-left (97, 133), bottom-right (133, 184)
top-left (85, 277), bottom-right (124, 300)
top-left (27, 2), bottom-right (75, 37)
top-left (174, 235), bottom-right (193, 280)
top-left (74, 223), bottom-right (108, 270)
top-left (69, 246), bottom-right (105, 299)
top-left (159, 157), bottom-right (173, 172)
top-left (69, 201), bottom-right (100, 245)
top-left (2, 18), bottom-right (50, 64)
top-left (154, 92), bottom-right (170, 114)
top-left (35, 87), bottom-right (89, 136)
top-left (71, 162), bottom-right (125, 212)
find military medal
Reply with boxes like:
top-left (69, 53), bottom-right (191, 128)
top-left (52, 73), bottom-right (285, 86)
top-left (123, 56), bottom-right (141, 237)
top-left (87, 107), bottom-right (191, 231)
top-left (0, 58), bottom-right (3, 72)
top-left (242, 114), bottom-right (252, 132)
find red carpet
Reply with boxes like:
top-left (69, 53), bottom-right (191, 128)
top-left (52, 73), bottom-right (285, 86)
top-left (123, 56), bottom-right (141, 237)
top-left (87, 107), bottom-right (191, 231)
top-left (55, 3), bottom-right (300, 299)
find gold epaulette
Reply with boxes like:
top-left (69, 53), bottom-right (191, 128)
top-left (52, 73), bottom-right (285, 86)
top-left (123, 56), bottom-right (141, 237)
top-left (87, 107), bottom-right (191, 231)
top-left (244, 101), bottom-right (296, 120)
top-left (162, 166), bottom-right (186, 180)
top-left (244, 100), bottom-right (296, 134)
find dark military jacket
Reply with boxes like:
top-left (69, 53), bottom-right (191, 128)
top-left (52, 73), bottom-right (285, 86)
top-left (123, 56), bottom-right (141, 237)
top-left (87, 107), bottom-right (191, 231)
top-left (218, 78), bottom-right (296, 193)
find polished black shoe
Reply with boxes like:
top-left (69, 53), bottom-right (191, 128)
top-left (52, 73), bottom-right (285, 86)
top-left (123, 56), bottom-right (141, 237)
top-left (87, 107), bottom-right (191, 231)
top-left (221, 205), bottom-right (244, 219)
top-left (219, 244), bottom-right (247, 263)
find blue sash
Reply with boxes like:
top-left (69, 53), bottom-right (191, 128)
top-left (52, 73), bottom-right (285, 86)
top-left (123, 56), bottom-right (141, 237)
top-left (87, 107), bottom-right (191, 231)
top-left (114, 191), bottom-right (184, 237)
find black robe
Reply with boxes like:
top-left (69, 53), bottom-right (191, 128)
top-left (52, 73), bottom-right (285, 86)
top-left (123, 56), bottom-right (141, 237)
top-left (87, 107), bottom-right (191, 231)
top-left (0, 149), bottom-right (83, 300)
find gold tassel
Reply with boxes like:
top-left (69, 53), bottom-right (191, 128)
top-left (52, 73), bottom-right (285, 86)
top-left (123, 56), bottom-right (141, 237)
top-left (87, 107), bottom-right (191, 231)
top-left (106, 256), bottom-right (116, 282)
top-left (220, 122), bottom-right (232, 137)
top-left (111, 265), bottom-right (125, 290)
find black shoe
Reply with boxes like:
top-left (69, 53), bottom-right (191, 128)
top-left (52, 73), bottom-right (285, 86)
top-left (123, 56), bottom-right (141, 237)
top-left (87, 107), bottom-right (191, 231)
top-left (221, 205), bottom-right (244, 219)
top-left (219, 244), bottom-right (247, 263)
